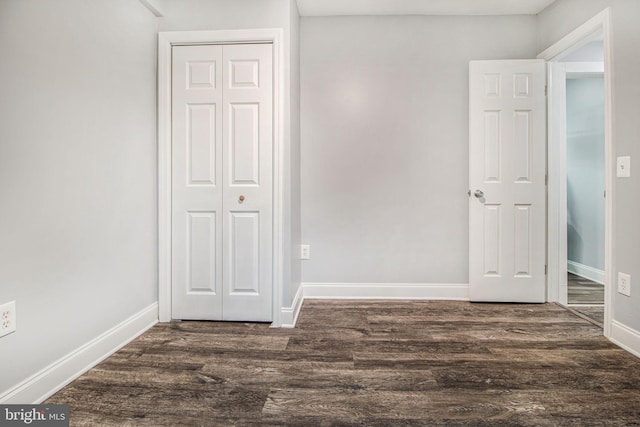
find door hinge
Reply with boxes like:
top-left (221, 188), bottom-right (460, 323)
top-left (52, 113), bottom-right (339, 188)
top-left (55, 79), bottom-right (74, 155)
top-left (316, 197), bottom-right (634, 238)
top-left (545, 174), bottom-right (548, 185)
top-left (545, 85), bottom-right (548, 97)
top-left (545, 265), bottom-right (548, 275)
top-left (604, 190), bottom-right (607, 198)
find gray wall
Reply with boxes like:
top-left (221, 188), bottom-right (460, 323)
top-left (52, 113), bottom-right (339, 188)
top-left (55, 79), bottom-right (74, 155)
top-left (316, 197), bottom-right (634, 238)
top-left (538, 0), bottom-right (640, 330)
top-left (156, 0), bottom-right (302, 306)
top-left (566, 77), bottom-right (605, 271)
top-left (0, 0), bottom-right (158, 396)
top-left (155, 0), bottom-right (289, 31)
top-left (300, 15), bottom-right (537, 285)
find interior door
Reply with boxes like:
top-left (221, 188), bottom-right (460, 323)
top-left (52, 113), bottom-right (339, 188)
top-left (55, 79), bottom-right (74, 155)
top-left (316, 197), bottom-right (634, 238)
top-left (171, 43), bottom-right (273, 321)
top-left (469, 60), bottom-right (546, 302)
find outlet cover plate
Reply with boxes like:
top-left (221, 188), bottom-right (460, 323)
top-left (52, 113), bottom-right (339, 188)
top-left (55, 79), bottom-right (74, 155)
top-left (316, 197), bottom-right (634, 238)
top-left (301, 245), bottom-right (311, 260)
top-left (618, 272), bottom-right (631, 297)
top-left (617, 156), bottom-right (631, 178)
top-left (0, 301), bottom-right (16, 338)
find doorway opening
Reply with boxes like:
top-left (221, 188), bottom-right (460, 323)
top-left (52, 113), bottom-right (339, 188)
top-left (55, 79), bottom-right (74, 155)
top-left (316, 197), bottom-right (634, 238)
top-left (565, 57), bottom-right (605, 326)
top-left (539, 9), bottom-right (613, 335)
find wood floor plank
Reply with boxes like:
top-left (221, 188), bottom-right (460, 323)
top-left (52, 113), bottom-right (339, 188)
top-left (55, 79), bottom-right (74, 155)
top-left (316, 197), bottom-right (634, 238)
top-left (431, 365), bottom-right (640, 391)
top-left (353, 349), bottom-right (582, 367)
top-left (262, 388), bottom-right (640, 424)
top-left (366, 323), bottom-right (603, 342)
top-left (367, 314), bottom-right (589, 324)
top-left (202, 366), bottom-right (439, 391)
top-left (286, 336), bottom-right (493, 354)
top-left (132, 331), bottom-right (290, 351)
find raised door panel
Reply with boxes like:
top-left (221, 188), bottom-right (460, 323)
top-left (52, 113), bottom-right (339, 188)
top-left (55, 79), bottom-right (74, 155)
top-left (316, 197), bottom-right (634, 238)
top-left (229, 103), bottom-right (260, 186)
top-left (187, 104), bottom-right (217, 186)
top-left (187, 212), bottom-right (218, 293)
top-left (483, 205), bottom-right (501, 276)
top-left (228, 212), bottom-right (261, 295)
top-left (484, 111), bottom-right (502, 183)
top-left (514, 205), bottom-right (532, 277)
top-left (229, 60), bottom-right (260, 88)
top-left (187, 60), bottom-right (216, 89)
top-left (514, 111), bottom-right (532, 183)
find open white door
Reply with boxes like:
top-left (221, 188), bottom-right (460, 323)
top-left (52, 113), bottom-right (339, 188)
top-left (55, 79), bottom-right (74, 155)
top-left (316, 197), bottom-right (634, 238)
top-left (469, 60), bottom-right (546, 302)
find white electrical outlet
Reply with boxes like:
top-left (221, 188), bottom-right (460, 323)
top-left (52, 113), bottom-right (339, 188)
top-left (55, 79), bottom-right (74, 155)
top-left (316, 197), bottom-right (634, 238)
top-left (301, 244), bottom-right (311, 260)
top-left (618, 272), bottom-right (631, 297)
top-left (0, 301), bottom-right (16, 338)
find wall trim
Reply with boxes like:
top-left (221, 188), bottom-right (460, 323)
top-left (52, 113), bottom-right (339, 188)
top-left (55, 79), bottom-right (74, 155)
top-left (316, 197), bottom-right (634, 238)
top-left (0, 303), bottom-right (158, 404)
top-left (280, 284), bottom-right (304, 328)
top-left (568, 261), bottom-right (605, 285)
top-left (303, 283), bottom-right (469, 300)
top-left (610, 320), bottom-right (640, 360)
top-left (157, 29), bottom-right (285, 326)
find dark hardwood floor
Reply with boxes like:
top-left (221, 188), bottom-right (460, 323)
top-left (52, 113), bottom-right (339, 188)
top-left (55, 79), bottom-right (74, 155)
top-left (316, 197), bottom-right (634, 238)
top-left (46, 300), bottom-right (640, 426)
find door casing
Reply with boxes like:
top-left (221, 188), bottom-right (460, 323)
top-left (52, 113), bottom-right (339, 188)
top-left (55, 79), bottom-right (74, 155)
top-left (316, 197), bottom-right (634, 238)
top-left (538, 8), bottom-right (614, 337)
top-left (157, 29), bottom-right (285, 326)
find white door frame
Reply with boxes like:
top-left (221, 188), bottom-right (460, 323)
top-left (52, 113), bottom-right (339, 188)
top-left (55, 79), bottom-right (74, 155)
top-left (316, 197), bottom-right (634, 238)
top-left (538, 8), bottom-right (614, 337)
top-left (157, 29), bottom-right (285, 326)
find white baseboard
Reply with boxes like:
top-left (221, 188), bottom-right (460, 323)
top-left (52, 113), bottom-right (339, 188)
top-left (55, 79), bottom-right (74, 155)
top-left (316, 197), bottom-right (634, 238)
top-left (280, 283), bottom-right (304, 328)
top-left (610, 320), bottom-right (640, 359)
top-left (567, 260), bottom-right (605, 284)
top-left (303, 282), bottom-right (469, 301)
top-left (0, 303), bottom-right (158, 404)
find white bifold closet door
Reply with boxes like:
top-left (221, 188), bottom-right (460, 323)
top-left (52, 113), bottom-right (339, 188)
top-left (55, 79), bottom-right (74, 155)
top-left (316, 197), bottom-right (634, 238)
top-left (171, 43), bottom-right (273, 321)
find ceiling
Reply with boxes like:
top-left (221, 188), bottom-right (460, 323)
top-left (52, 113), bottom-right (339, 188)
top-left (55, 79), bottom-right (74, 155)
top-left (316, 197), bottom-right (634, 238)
top-left (296, 0), bottom-right (558, 17)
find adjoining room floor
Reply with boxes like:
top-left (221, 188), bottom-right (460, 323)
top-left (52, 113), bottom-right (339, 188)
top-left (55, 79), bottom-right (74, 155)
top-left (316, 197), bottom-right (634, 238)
top-left (568, 273), bottom-right (605, 327)
top-left (568, 273), bottom-right (604, 305)
top-left (46, 300), bottom-right (640, 426)
top-left (565, 305), bottom-right (605, 328)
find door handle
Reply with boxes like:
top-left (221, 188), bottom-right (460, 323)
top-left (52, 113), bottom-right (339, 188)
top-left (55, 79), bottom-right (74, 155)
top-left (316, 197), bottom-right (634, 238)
top-left (474, 190), bottom-right (484, 198)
